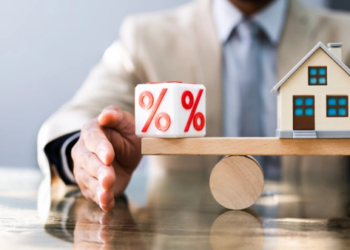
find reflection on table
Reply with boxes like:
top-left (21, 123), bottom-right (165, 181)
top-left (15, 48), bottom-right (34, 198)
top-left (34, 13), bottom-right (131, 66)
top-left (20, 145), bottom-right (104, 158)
top-left (1, 155), bottom-right (350, 249)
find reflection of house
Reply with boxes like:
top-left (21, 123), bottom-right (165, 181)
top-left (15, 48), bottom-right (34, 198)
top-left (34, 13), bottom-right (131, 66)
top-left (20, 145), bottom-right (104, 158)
top-left (272, 42), bottom-right (350, 138)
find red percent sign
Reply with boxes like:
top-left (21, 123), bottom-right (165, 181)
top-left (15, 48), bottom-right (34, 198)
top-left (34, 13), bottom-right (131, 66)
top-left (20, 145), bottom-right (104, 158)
top-left (182, 89), bottom-right (205, 132)
top-left (139, 89), bottom-right (171, 132)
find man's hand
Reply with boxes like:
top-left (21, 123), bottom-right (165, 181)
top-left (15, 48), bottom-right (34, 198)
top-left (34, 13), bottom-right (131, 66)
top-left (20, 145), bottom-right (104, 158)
top-left (72, 105), bottom-right (141, 211)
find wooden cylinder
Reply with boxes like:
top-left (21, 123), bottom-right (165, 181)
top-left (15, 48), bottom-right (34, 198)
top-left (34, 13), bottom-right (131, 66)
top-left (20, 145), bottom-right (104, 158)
top-left (209, 156), bottom-right (264, 210)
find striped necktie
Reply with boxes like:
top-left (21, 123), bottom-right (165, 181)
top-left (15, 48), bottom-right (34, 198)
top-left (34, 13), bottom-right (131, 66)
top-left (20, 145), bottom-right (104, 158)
top-left (236, 19), bottom-right (263, 137)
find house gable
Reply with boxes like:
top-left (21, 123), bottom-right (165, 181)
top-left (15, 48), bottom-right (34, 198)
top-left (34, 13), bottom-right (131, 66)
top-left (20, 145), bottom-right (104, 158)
top-left (272, 42), bottom-right (350, 92)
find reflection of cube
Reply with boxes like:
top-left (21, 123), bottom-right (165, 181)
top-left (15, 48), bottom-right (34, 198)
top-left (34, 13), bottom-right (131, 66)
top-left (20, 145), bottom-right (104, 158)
top-left (135, 82), bottom-right (206, 138)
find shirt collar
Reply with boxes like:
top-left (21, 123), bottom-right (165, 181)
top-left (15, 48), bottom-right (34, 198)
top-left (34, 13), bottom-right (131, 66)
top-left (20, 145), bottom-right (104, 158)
top-left (212, 0), bottom-right (288, 44)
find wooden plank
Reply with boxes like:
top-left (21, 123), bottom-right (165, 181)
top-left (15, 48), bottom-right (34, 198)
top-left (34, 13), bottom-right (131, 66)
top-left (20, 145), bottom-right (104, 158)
top-left (142, 137), bottom-right (350, 156)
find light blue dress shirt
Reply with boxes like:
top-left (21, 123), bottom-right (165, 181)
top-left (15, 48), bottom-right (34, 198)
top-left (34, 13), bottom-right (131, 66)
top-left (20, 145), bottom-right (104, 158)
top-left (212, 0), bottom-right (288, 137)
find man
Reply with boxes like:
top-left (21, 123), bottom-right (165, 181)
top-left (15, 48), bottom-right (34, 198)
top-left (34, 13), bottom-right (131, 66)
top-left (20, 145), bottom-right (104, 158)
top-left (38, 0), bottom-right (350, 211)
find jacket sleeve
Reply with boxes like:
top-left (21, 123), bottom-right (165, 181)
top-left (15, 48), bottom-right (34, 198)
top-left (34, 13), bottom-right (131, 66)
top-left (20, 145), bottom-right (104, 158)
top-left (43, 132), bottom-right (80, 185)
top-left (37, 16), bottom-right (146, 181)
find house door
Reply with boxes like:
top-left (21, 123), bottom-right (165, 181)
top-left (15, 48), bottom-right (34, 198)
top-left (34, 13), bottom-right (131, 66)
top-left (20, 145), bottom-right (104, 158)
top-left (293, 96), bottom-right (315, 130)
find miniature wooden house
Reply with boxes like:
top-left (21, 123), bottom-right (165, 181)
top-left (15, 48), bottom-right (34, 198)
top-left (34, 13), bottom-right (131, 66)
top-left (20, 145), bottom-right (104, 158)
top-left (272, 42), bottom-right (350, 138)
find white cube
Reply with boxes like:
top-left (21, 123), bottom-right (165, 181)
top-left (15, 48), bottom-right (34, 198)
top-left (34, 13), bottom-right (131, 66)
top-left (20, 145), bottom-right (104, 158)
top-left (135, 82), bottom-right (206, 138)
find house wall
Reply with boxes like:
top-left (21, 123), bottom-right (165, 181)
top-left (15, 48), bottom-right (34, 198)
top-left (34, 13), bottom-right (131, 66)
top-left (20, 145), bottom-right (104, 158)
top-left (279, 48), bottom-right (350, 131)
top-left (277, 90), bottom-right (281, 129)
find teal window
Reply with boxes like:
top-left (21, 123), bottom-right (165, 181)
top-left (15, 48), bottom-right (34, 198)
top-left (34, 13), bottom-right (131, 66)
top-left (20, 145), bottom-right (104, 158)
top-left (308, 66), bottom-right (327, 85)
top-left (310, 78), bottom-right (317, 84)
top-left (319, 77), bottom-right (326, 84)
top-left (305, 108), bottom-right (313, 116)
top-left (309, 68), bottom-right (317, 75)
top-left (295, 98), bottom-right (303, 106)
top-left (295, 108), bottom-right (303, 116)
top-left (319, 68), bottom-right (326, 75)
top-left (328, 98), bottom-right (336, 106)
top-left (327, 96), bottom-right (348, 117)
top-left (339, 98), bottom-right (347, 105)
top-left (339, 108), bottom-right (347, 116)
top-left (305, 98), bottom-right (313, 106)
top-left (328, 108), bottom-right (336, 116)
top-left (294, 96), bottom-right (314, 118)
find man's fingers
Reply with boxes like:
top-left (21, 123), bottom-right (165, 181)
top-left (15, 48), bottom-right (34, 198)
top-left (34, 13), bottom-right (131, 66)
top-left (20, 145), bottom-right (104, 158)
top-left (75, 167), bottom-right (114, 210)
top-left (72, 139), bottom-right (115, 191)
top-left (75, 169), bottom-right (98, 204)
top-left (97, 105), bottom-right (141, 168)
top-left (79, 148), bottom-right (116, 191)
top-left (81, 119), bottom-right (115, 165)
top-left (98, 105), bottom-right (136, 135)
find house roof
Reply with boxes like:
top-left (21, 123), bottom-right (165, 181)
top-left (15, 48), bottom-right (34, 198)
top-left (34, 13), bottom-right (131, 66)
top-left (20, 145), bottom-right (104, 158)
top-left (271, 42), bottom-right (350, 92)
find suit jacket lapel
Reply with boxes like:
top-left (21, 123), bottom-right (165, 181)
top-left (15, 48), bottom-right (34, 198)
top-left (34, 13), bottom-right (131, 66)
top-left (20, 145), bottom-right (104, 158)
top-left (192, 0), bottom-right (222, 137)
top-left (278, 0), bottom-right (315, 81)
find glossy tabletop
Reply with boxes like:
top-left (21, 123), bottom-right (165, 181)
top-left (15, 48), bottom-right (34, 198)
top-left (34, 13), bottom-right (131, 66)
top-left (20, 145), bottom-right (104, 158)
top-left (1, 160), bottom-right (350, 250)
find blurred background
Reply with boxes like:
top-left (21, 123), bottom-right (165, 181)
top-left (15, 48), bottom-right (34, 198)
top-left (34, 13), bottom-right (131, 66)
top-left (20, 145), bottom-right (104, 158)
top-left (0, 0), bottom-right (347, 168)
